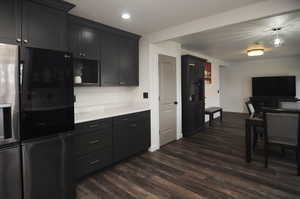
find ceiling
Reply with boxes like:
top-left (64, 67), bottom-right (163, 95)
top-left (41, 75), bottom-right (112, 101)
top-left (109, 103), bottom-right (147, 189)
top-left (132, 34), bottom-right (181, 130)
top-left (173, 11), bottom-right (300, 62)
top-left (65, 0), bottom-right (264, 35)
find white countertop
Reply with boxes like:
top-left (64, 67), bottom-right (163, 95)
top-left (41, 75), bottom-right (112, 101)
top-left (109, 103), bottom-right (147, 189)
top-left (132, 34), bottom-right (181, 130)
top-left (75, 104), bottom-right (150, 123)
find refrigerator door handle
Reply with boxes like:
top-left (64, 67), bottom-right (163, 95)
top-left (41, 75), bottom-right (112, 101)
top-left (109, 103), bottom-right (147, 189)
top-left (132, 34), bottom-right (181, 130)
top-left (20, 62), bottom-right (23, 86)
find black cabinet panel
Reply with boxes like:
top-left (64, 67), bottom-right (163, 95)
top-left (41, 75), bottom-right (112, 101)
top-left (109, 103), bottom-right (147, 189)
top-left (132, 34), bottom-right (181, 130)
top-left (0, 145), bottom-right (22, 199)
top-left (22, 1), bottom-right (67, 51)
top-left (74, 127), bottom-right (113, 156)
top-left (68, 23), bottom-right (99, 60)
top-left (75, 148), bottom-right (112, 179)
top-left (119, 37), bottom-right (139, 86)
top-left (100, 31), bottom-right (120, 86)
top-left (113, 111), bottom-right (150, 162)
top-left (22, 134), bottom-right (74, 199)
top-left (0, 0), bottom-right (21, 44)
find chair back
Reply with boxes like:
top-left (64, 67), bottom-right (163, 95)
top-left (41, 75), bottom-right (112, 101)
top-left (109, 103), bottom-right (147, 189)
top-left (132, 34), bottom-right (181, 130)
top-left (280, 101), bottom-right (300, 110)
top-left (264, 111), bottom-right (300, 146)
top-left (245, 101), bottom-right (255, 116)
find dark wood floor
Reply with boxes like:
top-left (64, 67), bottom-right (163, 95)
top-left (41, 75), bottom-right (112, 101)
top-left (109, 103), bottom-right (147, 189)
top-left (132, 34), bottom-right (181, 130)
top-left (77, 112), bottom-right (300, 199)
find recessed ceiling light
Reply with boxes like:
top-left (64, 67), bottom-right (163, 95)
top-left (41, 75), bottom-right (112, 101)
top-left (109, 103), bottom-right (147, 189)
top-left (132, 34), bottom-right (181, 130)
top-left (122, 13), bottom-right (131, 20)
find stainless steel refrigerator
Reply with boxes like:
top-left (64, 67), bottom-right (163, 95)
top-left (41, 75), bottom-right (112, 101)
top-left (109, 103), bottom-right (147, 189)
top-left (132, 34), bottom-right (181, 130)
top-left (0, 44), bottom-right (22, 199)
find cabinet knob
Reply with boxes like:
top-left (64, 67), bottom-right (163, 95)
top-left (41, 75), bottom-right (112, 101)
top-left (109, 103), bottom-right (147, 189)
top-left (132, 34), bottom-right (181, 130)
top-left (23, 39), bottom-right (29, 44)
top-left (16, 38), bottom-right (21, 43)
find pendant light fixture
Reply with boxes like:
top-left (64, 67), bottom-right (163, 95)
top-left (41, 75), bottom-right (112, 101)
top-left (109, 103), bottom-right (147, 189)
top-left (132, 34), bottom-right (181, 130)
top-left (272, 27), bottom-right (283, 48)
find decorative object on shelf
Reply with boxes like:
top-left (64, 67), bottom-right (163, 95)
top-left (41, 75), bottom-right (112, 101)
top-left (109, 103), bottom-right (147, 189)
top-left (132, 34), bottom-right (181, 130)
top-left (74, 76), bottom-right (82, 84)
top-left (204, 62), bottom-right (212, 84)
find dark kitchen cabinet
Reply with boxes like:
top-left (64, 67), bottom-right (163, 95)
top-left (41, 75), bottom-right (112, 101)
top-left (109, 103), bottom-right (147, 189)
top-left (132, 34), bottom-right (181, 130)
top-left (182, 55), bottom-right (206, 136)
top-left (113, 111), bottom-right (150, 162)
top-left (68, 23), bottom-right (100, 60)
top-left (22, 1), bottom-right (69, 51)
top-left (73, 119), bottom-right (113, 179)
top-left (100, 32), bottom-right (140, 86)
top-left (22, 134), bottom-right (75, 199)
top-left (100, 31), bottom-right (120, 86)
top-left (119, 37), bottom-right (139, 86)
top-left (0, 0), bottom-right (21, 45)
top-left (0, 145), bottom-right (22, 199)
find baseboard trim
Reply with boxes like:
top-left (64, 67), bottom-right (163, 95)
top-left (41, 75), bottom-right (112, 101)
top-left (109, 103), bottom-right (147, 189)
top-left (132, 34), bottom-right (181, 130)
top-left (149, 145), bottom-right (159, 152)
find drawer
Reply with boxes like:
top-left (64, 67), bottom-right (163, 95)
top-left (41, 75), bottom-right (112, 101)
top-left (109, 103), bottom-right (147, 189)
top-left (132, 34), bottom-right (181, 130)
top-left (75, 148), bottom-right (112, 179)
top-left (75, 118), bottom-right (112, 133)
top-left (74, 128), bottom-right (112, 156)
top-left (114, 111), bottom-right (147, 124)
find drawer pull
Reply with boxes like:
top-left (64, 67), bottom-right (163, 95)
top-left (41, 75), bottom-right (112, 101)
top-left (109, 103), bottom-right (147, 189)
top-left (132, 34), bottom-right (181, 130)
top-left (130, 123), bottom-right (137, 128)
top-left (89, 160), bottom-right (100, 165)
top-left (89, 124), bottom-right (99, 128)
top-left (89, 140), bottom-right (100, 145)
top-left (120, 118), bottom-right (129, 121)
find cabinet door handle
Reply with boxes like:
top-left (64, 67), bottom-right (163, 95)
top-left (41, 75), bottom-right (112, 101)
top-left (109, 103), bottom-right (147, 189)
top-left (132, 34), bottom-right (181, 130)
top-left (120, 82), bottom-right (126, 85)
top-left (89, 140), bottom-right (100, 145)
top-left (23, 39), bottom-right (28, 44)
top-left (20, 63), bottom-right (24, 86)
top-left (89, 124), bottom-right (99, 128)
top-left (89, 160), bottom-right (100, 165)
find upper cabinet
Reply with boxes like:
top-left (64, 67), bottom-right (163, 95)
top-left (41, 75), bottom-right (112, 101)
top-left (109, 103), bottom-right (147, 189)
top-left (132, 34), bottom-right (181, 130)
top-left (119, 36), bottom-right (139, 86)
top-left (100, 31), bottom-right (120, 86)
top-left (22, 1), bottom-right (69, 51)
top-left (68, 15), bottom-right (140, 87)
top-left (68, 22), bottom-right (100, 60)
top-left (0, 0), bottom-right (21, 45)
top-left (101, 31), bottom-right (140, 86)
top-left (0, 0), bottom-right (74, 50)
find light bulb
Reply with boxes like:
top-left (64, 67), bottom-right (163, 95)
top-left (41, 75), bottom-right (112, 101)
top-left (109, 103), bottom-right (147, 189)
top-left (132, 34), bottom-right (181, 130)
top-left (274, 37), bottom-right (282, 48)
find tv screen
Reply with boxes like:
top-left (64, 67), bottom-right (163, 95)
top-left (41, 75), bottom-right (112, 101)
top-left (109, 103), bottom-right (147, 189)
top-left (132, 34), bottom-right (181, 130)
top-left (252, 76), bottom-right (296, 97)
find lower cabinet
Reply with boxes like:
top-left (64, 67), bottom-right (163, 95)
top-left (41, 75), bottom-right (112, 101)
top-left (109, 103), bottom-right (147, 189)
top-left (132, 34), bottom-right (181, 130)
top-left (113, 111), bottom-right (150, 162)
top-left (73, 111), bottom-right (150, 180)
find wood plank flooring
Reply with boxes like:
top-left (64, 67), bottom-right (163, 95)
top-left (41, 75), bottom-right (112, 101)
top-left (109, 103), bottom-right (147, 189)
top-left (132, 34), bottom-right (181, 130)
top-left (77, 112), bottom-right (300, 199)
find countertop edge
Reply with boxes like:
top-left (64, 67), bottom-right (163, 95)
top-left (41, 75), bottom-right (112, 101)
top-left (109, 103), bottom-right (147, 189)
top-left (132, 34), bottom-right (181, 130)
top-left (75, 107), bottom-right (151, 124)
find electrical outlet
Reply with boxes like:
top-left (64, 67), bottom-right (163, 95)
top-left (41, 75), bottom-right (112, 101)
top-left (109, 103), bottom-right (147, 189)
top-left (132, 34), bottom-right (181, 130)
top-left (143, 92), bottom-right (149, 99)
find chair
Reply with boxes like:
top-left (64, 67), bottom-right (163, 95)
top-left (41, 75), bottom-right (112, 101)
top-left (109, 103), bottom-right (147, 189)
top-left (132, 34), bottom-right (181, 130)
top-left (263, 110), bottom-right (300, 176)
top-left (245, 101), bottom-right (264, 150)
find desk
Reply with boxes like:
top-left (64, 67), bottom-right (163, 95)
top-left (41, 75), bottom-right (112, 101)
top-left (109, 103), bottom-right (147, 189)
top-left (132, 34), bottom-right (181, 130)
top-left (245, 117), bottom-right (264, 163)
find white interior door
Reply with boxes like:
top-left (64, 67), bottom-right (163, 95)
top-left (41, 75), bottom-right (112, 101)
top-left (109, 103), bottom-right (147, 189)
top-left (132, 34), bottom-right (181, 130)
top-left (159, 54), bottom-right (177, 146)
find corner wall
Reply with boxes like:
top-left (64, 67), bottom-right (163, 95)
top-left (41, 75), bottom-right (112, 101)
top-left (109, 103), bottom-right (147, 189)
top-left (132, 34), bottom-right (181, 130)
top-left (220, 56), bottom-right (300, 113)
top-left (141, 40), bottom-right (182, 152)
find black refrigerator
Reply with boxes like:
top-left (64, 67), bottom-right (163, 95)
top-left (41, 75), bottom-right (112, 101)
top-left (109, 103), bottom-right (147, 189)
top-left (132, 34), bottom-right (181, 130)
top-left (181, 55), bottom-right (205, 136)
top-left (20, 47), bottom-right (75, 199)
top-left (0, 44), bottom-right (22, 199)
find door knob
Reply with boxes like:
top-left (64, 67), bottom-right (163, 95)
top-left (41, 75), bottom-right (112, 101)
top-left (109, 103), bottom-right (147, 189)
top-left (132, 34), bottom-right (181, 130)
top-left (16, 38), bottom-right (21, 43)
top-left (23, 39), bottom-right (29, 44)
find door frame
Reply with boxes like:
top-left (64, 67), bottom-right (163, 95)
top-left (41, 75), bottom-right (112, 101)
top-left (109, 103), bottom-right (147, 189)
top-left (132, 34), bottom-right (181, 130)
top-left (158, 54), bottom-right (177, 146)
top-left (148, 41), bottom-right (182, 152)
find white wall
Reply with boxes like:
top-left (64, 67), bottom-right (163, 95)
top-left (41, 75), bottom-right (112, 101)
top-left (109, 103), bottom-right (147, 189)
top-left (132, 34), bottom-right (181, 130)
top-left (220, 56), bottom-right (300, 113)
top-left (74, 87), bottom-right (142, 112)
top-left (181, 49), bottom-right (228, 121)
top-left (137, 40), bottom-right (182, 152)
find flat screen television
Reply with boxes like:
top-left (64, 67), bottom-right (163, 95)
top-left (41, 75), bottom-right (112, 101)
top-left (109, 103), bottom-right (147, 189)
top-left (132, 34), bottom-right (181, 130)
top-left (252, 76), bottom-right (296, 97)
